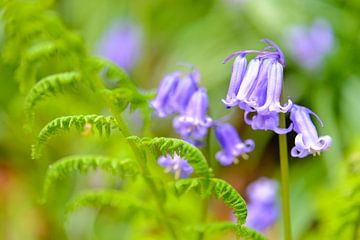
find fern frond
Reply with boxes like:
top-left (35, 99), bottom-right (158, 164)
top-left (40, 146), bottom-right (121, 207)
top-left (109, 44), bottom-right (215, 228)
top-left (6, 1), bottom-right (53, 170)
top-left (24, 71), bottom-right (81, 121)
top-left (103, 88), bottom-right (155, 113)
top-left (237, 226), bottom-right (267, 240)
top-left (185, 222), bottom-right (237, 233)
top-left (89, 57), bottom-right (131, 87)
top-left (32, 115), bottom-right (119, 159)
top-left (65, 190), bottom-right (151, 218)
top-left (128, 137), bottom-right (212, 178)
top-left (42, 155), bottom-right (138, 202)
top-left (174, 178), bottom-right (247, 225)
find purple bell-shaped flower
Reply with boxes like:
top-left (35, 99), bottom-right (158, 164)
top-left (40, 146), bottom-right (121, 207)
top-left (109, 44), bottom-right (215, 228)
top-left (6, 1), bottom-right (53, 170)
top-left (214, 123), bottom-right (254, 165)
top-left (150, 71), bottom-right (180, 117)
top-left (170, 70), bottom-right (199, 113)
top-left (290, 104), bottom-right (332, 158)
top-left (173, 88), bottom-right (212, 143)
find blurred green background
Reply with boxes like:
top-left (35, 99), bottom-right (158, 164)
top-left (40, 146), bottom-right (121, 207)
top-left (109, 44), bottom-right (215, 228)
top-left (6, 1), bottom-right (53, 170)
top-left (0, 0), bottom-right (359, 239)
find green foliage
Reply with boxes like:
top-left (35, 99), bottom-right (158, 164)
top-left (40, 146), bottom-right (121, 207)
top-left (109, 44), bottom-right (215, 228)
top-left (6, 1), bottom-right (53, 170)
top-left (32, 115), bottom-right (119, 159)
top-left (128, 136), bottom-right (213, 178)
top-left (24, 71), bottom-right (81, 121)
top-left (174, 178), bottom-right (247, 225)
top-left (64, 190), bottom-right (152, 218)
top-left (42, 155), bottom-right (138, 202)
top-left (237, 226), bottom-right (267, 240)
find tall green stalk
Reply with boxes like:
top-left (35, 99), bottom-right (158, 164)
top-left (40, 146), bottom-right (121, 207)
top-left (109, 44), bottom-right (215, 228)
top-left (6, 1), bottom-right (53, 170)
top-left (279, 110), bottom-right (292, 240)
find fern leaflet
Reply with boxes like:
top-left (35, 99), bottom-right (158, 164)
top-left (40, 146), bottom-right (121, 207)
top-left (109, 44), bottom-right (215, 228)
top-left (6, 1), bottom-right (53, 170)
top-left (174, 178), bottom-right (247, 225)
top-left (42, 155), bottom-right (138, 202)
top-left (24, 71), bottom-right (81, 121)
top-left (32, 115), bottom-right (119, 159)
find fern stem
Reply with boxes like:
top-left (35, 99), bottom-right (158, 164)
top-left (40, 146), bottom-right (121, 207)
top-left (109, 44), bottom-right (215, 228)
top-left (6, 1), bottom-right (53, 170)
top-left (279, 110), bottom-right (292, 240)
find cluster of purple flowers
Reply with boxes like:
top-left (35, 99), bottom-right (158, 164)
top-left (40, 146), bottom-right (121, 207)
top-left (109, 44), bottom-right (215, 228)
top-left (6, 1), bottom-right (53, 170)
top-left (223, 39), bottom-right (332, 158)
top-left (151, 39), bottom-right (332, 178)
top-left (157, 153), bottom-right (194, 179)
top-left (245, 177), bottom-right (279, 232)
top-left (151, 69), bottom-right (255, 176)
top-left (285, 19), bottom-right (334, 70)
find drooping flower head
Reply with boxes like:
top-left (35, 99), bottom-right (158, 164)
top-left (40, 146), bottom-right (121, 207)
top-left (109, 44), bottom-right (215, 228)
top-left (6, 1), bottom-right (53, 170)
top-left (246, 177), bottom-right (279, 232)
top-left (97, 20), bottom-right (142, 72)
top-left (173, 88), bottom-right (212, 144)
top-left (290, 104), bottom-right (332, 158)
top-left (223, 39), bottom-right (292, 115)
top-left (285, 18), bottom-right (334, 70)
top-left (157, 153), bottom-right (194, 179)
top-left (214, 123), bottom-right (254, 165)
top-left (150, 71), bottom-right (181, 118)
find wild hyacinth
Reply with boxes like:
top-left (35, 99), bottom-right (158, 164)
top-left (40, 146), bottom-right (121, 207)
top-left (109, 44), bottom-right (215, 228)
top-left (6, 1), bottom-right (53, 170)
top-left (214, 123), bottom-right (254, 165)
top-left (173, 88), bottom-right (212, 144)
top-left (290, 104), bottom-right (332, 158)
top-left (150, 71), bottom-right (181, 117)
top-left (170, 70), bottom-right (199, 113)
top-left (246, 177), bottom-right (279, 232)
top-left (285, 19), bottom-right (334, 70)
top-left (157, 153), bottom-right (193, 179)
top-left (97, 20), bottom-right (142, 72)
top-left (223, 39), bottom-right (293, 133)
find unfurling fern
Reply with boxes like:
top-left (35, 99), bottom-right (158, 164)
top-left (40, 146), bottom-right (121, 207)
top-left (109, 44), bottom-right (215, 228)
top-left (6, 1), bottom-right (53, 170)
top-left (128, 136), bottom-right (212, 178)
top-left (64, 190), bottom-right (152, 218)
top-left (24, 71), bottom-right (81, 121)
top-left (173, 178), bottom-right (247, 225)
top-left (32, 115), bottom-right (120, 159)
top-left (42, 155), bottom-right (138, 202)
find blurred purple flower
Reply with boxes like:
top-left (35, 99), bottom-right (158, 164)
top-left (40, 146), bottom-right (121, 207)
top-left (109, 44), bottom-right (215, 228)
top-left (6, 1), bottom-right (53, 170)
top-left (285, 19), bottom-right (334, 70)
top-left (97, 20), bottom-right (143, 72)
top-left (158, 153), bottom-right (193, 179)
top-left (244, 111), bottom-right (292, 134)
top-left (290, 104), bottom-right (332, 158)
top-left (214, 123), bottom-right (254, 165)
top-left (173, 88), bottom-right (212, 144)
top-left (170, 70), bottom-right (199, 113)
top-left (150, 71), bottom-right (181, 118)
top-left (246, 177), bottom-right (279, 232)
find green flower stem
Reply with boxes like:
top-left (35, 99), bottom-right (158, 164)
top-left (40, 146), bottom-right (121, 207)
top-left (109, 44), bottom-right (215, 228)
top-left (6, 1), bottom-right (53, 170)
top-left (279, 110), bottom-right (292, 240)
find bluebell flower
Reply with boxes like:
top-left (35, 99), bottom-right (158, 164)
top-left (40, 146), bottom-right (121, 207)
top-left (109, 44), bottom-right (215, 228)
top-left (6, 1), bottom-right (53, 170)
top-left (290, 104), bottom-right (332, 158)
top-left (244, 111), bottom-right (292, 134)
top-left (97, 20), bottom-right (142, 72)
top-left (285, 19), bottom-right (334, 70)
top-left (214, 123), bottom-right (254, 165)
top-left (170, 70), bottom-right (199, 113)
top-left (246, 177), bottom-right (279, 232)
top-left (222, 55), bottom-right (247, 108)
top-left (173, 88), bottom-right (212, 143)
top-left (223, 39), bottom-right (292, 116)
top-left (158, 153), bottom-right (193, 179)
top-left (150, 71), bottom-right (181, 118)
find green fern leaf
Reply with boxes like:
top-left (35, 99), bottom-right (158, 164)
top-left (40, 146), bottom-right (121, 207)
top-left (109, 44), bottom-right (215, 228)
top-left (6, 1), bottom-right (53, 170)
top-left (65, 190), bottom-right (151, 218)
top-left (185, 222), bottom-right (237, 233)
top-left (24, 71), bottom-right (81, 121)
top-left (89, 57), bottom-right (131, 87)
top-left (174, 178), bottom-right (247, 225)
top-left (237, 226), bottom-right (267, 240)
top-left (32, 115), bottom-right (119, 159)
top-left (42, 155), bottom-right (138, 202)
top-left (128, 137), bottom-right (212, 178)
